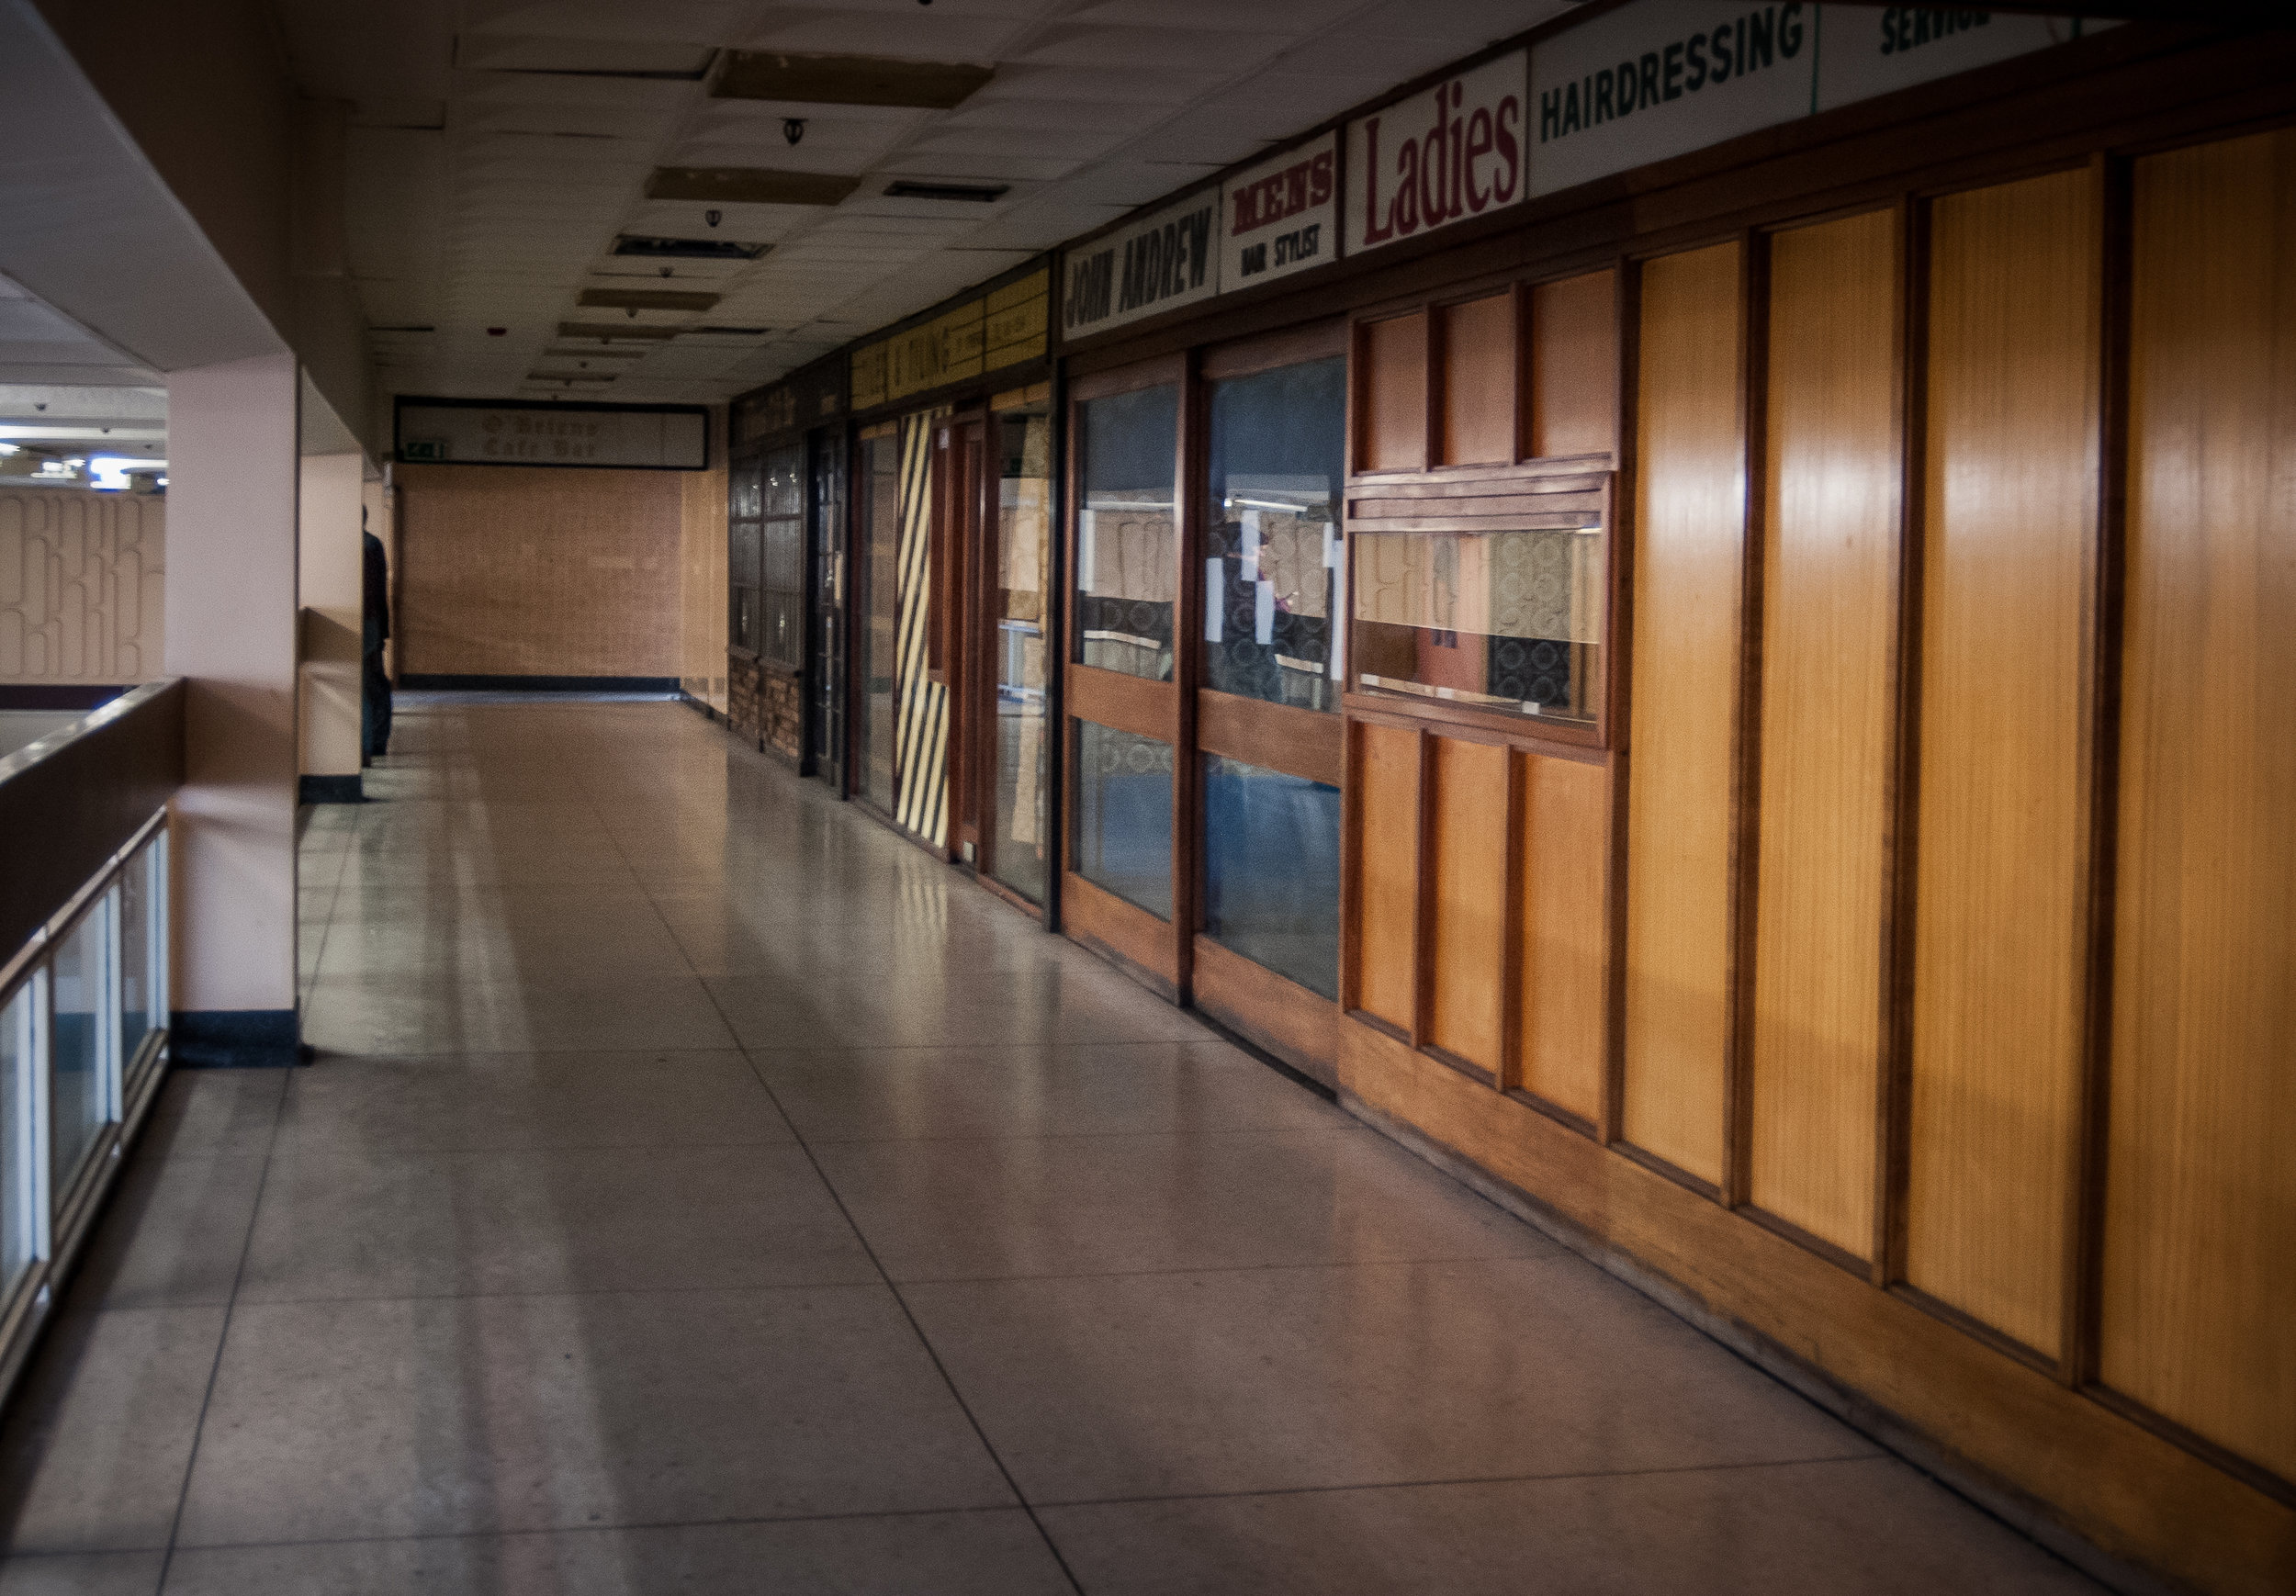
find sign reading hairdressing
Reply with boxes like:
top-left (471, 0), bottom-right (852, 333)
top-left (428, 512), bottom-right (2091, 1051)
top-left (395, 400), bottom-right (708, 469)
top-left (1530, 3), bottom-right (2111, 198)
top-left (1061, 190), bottom-right (1221, 340)
top-left (1345, 51), bottom-right (1528, 256)
top-left (1221, 131), bottom-right (1338, 291)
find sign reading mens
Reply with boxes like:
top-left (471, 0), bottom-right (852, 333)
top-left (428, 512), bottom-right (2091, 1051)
top-left (396, 400), bottom-right (710, 469)
top-left (1346, 51), bottom-right (1527, 256)
top-left (1221, 130), bottom-right (1338, 291)
top-left (1062, 191), bottom-right (1221, 340)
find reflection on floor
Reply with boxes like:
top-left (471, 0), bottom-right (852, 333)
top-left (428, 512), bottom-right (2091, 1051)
top-left (0, 700), bottom-right (2101, 1593)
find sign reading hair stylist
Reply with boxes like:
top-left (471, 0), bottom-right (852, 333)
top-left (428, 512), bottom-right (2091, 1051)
top-left (1345, 51), bottom-right (1528, 255)
top-left (396, 399), bottom-right (709, 469)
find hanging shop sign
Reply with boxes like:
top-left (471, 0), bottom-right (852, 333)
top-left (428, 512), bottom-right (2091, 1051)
top-left (1060, 188), bottom-right (1222, 340)
top-left (1530, 3), bottom-right (2111, 198)
top-left (395, 399), bottom-right (709, 469)
top-left (849, 266), bottom-right (1050, 412)
top-left (1221, 130), bottom-right (1339, 291)
top-left (1345, 51), bottom-right (1528, 256)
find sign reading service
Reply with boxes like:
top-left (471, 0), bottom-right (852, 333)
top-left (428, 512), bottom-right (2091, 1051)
top-left (1346, 51), bottom-right (1528, 255)
top-left (1815, 9), bottom-right (2110, 113)
top-left (1221, 131), bottom-right (1338, 291)
top-left (1061, 190), bottom-right (1221, 340)
top-left (396, 401), bottom-right (708, 469)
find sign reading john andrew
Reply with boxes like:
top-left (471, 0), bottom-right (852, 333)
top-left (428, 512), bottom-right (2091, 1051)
top-left (1221, 131), bottom-right (1339, 292)
top-left (1061, 191), bottom-right (1221, 341)
top-left (1346, 51), bottom-right (1527, 256)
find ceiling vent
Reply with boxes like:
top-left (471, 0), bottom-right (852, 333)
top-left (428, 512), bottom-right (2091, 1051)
top-left (883, 180), bottom-right (1009, 204)
top-left (577, 288), bottom-right (721, 313)
top-left (646, 167), bottom-right (860, 207)
top-left (456, 34), bottom-right (715, 80)
top-left (613, 235), bottom-right (768, 262)
top-left (692, 327), bottom-right (771, 337)
top-left (711, 51), bottom-right (994, 109)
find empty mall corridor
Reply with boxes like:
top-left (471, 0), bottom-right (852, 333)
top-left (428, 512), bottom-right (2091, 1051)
top-left (0, 695), bottom-right (2104, 1594)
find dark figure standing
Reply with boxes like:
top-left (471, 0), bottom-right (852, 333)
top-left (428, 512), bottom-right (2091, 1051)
top-left (362, 513), bottom-right (392, 762)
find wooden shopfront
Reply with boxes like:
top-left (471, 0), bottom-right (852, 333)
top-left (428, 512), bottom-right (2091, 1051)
top-left (840, 261), bottom-right (1055, 899)
top-left (1047, 10), bottom-right (2296, 1594)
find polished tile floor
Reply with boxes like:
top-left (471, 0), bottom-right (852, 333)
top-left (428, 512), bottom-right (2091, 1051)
top-left (0, 700), bottom-right (2102, 1593)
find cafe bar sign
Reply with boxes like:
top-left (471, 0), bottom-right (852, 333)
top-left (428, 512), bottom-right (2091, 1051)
top-left (395, 399), bottom-right (709, 469)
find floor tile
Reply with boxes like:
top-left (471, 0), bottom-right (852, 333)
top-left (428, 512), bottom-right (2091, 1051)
top-left (313, 913), bottom-right (696, 979)
top-left (708, 966), bottom-right (1210, 1050)
top-left (0, 1309), bottom-right (228, 1555)
top-left (238, 1141), bottom-right (872, 1300)
top-left (1036, 1456), bottom-right (2102, 1595)
top-left (0, 1551), bottom-right (163, 1595)
top-left (754, 1040), bottom-right (1341, 1143)
top-left (174, 1287), bottom-right (1015, 1545)
top-left (815, 1126), bottom-right (1543, 1281)
top-left (300, 971), bottom-right (737, 1056)
top-left (130, 1073), bottom-right (285, 1162)
top-left (63, 1157), bottom-right (264, 1311)
top-left (276, 1051), bottom-right (792, 1153)
top-left (160, 1510), bottom-right (1071, 1594)
top-left (903, 1259), bottom-right (1871, 1503)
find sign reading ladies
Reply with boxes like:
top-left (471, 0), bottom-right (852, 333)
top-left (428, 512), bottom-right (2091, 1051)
top-left (1345, 51), bottom-right (1527, 255)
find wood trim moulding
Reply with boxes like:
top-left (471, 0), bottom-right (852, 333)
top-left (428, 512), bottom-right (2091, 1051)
top-left (1724, 225), bottom-right (1772, 1213)
top-left (1200, 318), bottom-right (1349, 382)
top-left (1334, 1013), bottom-right (2296, 1596)
top-left (1191, 933), bottom-right (1339, 1086)
top-left (1069, 352), bottom-right (1187, 405)
top-left (1196, 691), bottom-right (1343, 788)
top-left (1061, 870), bottom-right (1181, 995)
top-left (1340, 692), bottom-right (1607, 757)
top-left (1065, 665), bottom-right (1178, 743)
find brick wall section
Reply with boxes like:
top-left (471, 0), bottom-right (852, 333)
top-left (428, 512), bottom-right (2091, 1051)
top-left (726, 653), bottom-right (762, 745)
top-left (760, 664), bottom-right (801, 761)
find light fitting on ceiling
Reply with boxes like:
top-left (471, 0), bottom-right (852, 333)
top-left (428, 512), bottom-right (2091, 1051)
top-left (613, 235), bottom-right (766, 262)
top-left (884, 179), bottom-right (1008, 203)
top-left (783, 118), bottom-right (805, 147)
top-left (647, 168), bottom-right (860, 208)
top-left (710, 51), bottom-right (992, 110)
top-left (578, 287), bottom-right (721, 313)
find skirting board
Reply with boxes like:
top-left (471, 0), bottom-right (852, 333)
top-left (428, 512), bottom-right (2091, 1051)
top-left (398, 674), bottom-right (679, 692)
top-left (171, 1009), bottom-right (300, 1069)
top-left (298, 773), bottom-right (363, 804)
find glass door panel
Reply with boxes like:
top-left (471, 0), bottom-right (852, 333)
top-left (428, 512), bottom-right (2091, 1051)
top-left (1198, 351), bottom-right (1347, 1003)
top-left (1076, 384), bottom-right (1180, 681)
top-left (49, 906), bottom-right (109, 1208)
top-left (989, 399), bottom-right (1052, 904)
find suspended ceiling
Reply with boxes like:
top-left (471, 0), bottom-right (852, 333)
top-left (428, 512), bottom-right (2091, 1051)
top-left (269, 0), bottom-right (1575, 409)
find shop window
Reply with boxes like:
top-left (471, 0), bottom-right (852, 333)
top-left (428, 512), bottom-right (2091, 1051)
top-left (1349, 472), bottom-right (1610, 729)
top-left (855, 428), bottom-right (901, 809)
top-left (727, 460), bottom-right (763, 654)
top-left (1072, 720), bottom-right (1174, 920)
top-left (1203, 356), bottom-right (1345, 710)
top-left (1075, 384), bottom-right (1179, 680)
top-left (759, 444), bottom-right (805, 669)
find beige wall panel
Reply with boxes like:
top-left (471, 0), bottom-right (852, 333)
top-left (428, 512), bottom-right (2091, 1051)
top-left (2104, 129), bottom-right (2296, 1485)
top-left (1752, 208), bottom-right (1899, 1260)
top-left (1427, 735), bottom-right (1509, 1072)
top-left (1519, 750), bottom-right (1607, 1120)
top-left (1530, 269), bottom-right (1618, 461)
top-left (1622, 241), bottom-right (1743, 1186)
top-left (0, 489), bottom-right (166, 683)
top-left (1907, 170), bottom-right (2099, 1354)
top-left (398, 464), bottom-right (683, 677)
top-left (1352, 720), bottom-right (1420, 1031)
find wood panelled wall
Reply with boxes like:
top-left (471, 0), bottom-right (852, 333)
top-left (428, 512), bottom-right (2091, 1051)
top-left (1336, 128), bottom-right (2296, 1595)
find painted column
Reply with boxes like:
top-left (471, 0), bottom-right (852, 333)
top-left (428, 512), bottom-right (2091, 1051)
top-left (163, 353), bottom-right (300, 1065)
top-left (297, 450), bottom-right (364, 797)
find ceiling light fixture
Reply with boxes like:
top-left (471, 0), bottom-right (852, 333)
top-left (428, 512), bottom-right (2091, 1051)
top-left (710, 51), bottom-right (990, 110)
top-left (647, 167), bottom-right (860, 208)
top-left (884, 179), bottom-right (1009, 203)
top-left (613, 235), bottom-right (766, 262)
